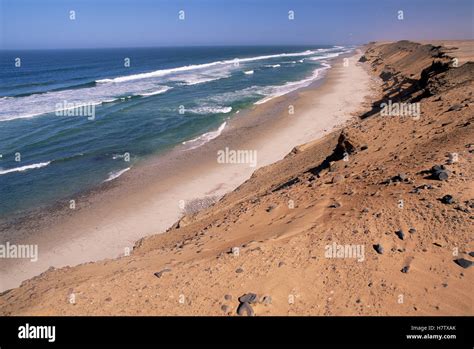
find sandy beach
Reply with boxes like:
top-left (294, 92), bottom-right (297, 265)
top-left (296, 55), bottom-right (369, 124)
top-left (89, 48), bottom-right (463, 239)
top-left (0, 50), bottom-right (374, 291)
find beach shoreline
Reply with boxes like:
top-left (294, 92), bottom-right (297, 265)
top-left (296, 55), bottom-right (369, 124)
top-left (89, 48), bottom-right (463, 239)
top-left (0, 49), bottom-right (375, 291)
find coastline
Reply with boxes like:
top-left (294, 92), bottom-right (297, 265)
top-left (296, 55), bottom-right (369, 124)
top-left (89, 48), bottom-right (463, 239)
top-left (0, 40), bottom-right (472, 316)
top-left (0, 49), bottom-right (375, 291)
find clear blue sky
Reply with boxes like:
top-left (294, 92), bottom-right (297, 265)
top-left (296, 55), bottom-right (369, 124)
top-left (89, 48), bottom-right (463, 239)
top-left (0, 0), bottom-right (472, 49)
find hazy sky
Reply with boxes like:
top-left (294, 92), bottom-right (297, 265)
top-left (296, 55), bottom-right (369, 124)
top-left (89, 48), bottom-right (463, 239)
top-left (1, 0), bottom-right (472, 49)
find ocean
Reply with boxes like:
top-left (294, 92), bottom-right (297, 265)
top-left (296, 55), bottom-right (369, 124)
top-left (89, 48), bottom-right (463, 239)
top-left (0, 45), bottom-right (350, 218)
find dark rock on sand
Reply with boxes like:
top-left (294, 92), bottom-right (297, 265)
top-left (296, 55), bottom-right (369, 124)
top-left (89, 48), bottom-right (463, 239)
top-left (392, 173), bottom-right (408, 182)
top-left (224, 294), bottom-right (232, 301)
top-left (401, 266), bottom-right (410, 273)
top-left (237, 302), bottom-right (254, 316)
top-left (454, 258), bottom-right (473, 269)
top-left (430, 165), bottom-right (449, 181)
top-left (409, 228), bottom-right (417, 234)
top-left (440, 194), bottom-right (454, 204)
top-left (395, 230), bottom-right (405, 240)
top-left (235, 267), bottom-right (244, 273)
top-left (373, 244), bottom-right (384, 254)
top-left (239, 293), bottom-right (258, 304)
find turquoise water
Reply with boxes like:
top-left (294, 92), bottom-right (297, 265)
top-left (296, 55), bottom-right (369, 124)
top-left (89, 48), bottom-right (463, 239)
top-left (0, 45), bottom-right (350, 217)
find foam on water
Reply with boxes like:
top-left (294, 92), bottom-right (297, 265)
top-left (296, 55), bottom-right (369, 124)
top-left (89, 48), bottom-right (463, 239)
top-left (104, 167), bottom-right (131, 182)
top-left (182, 121), bottom-right (227, 150)
top-left (0, 162), bottom-right (51, 176)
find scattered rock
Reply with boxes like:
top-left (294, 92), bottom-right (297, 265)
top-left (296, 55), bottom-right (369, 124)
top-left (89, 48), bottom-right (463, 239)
top-left (401, 266), bottom-right (410, 273)
top-left (221, 304), bottom-right (230, 313)
top-left (224, 294), bottom-right (232, 301)
top-left (278, 261), bottom-right (286, 268)
top-left (469, 252), bottom-right (474, 258)
top-left (239, 293), bottom-right (258, 304)
top-left (237, 302), bottom-right (254, 316)
top-left (329, 202), bottom-right (342, 208)
top-left (440, 195), bottom-right (454, 204)
top-left (154, 268), bottom-right (171, 278)
top-left (430, 165), bottom-right (449, 181)
top-left (409, 228), bottom-right (417, 234)
top-left (392, 173), bottom-right (408, 182)
top-left (395, 230), bottom-right (405, 240)
top-left (411, 184), bottom-right (433, 193)
top-left (235, 267), bottom-right (244, 273)
top-left (373, 244), bottom-right (384, 254)
top-left (454, 258), bottom-right (473, 269)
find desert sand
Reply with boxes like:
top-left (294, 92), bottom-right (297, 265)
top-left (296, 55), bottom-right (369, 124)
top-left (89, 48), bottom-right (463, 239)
top-left (0, 40), bottom-right (472, 316)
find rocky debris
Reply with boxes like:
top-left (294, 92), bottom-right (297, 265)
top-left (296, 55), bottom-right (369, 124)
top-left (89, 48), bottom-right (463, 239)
top-left (238, 293), bottom-right (258, 304)
top-left (373, 244), bottom-right (384, 254)
top-left (395, 230), bottom-right (405, 240)
top-left (336, 131), bottom-right (359, 156)
top-left (329, 202), bottom-right (342, 208)
top-left (237, 293), bottom-right (258, 316)
top-left (429, 165), bottom-right (449, 181)
top-left (154, 268), bottom-right (171, 278)
top-left (409, 228), bottom-right (417, 234)
top-left (235, 267), bottom-right (244, 273)
top-left (392, 173), bottom-right (408, 182)
top-left (454, 258), bottom-right (473, 269)
top-left (221, 304), bottom-right (230, 314)
top-left (401, 266), bottom-right (410, 273)
top-left (224, 294), bottom-right (232, 301)
top-left (411, 184), bottom-right (433, 193)
top-left (237, 302), bottom-right (254, 316)
top-left (440, 195), bottom-right (454, 204)
top-left (278, 261), bottom-right (286, 267)
top-left (469, 252), bottom-right (474, 258)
